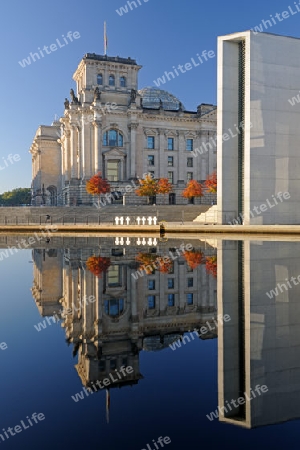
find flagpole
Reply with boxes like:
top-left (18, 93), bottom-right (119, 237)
top-left (104, 22), bottom-right (107, 55)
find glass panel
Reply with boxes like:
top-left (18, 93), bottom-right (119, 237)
top-left (148, 155), bottom-right (154, 166)
top-left (120, 76), bottom-right (126, 87)
top-left (109, 75), bottom-right (115, 86)
top-left (107, 161), bottom-right (119, 182)
top-left (187, 158), bottom-right (193, 167)
top-left (103, 132), bottom-right (108, 146)
top-left (108, 265), bottom-right (120, 286)
top-left (138, 87), bottom-right (185, 111)
top-left (118, 133), bottom-right (123, 147)
top-left (168, 172), bottom-right (174, 183)
top-left (187, 293), bottom-right (193, 305)
top-left (109, 130), bottom-right (117, 146)
top-left (148, 295), bottom-right (155, 309)
top-left (97, 74), bottom-right (103, 85)
top-left (168, 138), bottom-right (174, 150)
top-left (148, 280), bottom-right (155, 290)
top-left (186, 139), bottom-right (193, 151)
top-left (168, 294), bottom-right (175, 307)
top-left (168, 278), bottom-right (174, 289)
top-left (147, 136), bottom-right (155, 149)
top-left (168, 157), bottom-right (173, 166)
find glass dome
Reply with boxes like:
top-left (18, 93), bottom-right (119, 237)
top-left (139, 87), bottom-right (185, 111)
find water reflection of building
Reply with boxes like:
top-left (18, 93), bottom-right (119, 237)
top-left (31, 238), bottom-right (217, 391)
top-left (218, 240), bottom-right (300, 428)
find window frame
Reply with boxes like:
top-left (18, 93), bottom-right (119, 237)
top-left (147, 136), bottom-right (155, 149)
top-left (109, 74), bottom-right (115, 86)
top-left (148, 295), bottom-right (155, 309)
top-left (148, 155), bottom-right (155, 166)
top-left (186, 139), bottom-right (194, 151)
top-left (97, 74), bottom-right (103, 85)
top-left (187, 157), bottom-right (193, 167)
top-left (187, 293), bottom-right (193, 305)
top-left (168, 293), bottom-right (175, 307)
top-left (167, 137), bottom-right (174, 150)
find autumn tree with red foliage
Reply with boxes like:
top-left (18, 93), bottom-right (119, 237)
top-left (204, 171), bottom-right (217, 193)
top-left (183, 250), bottom-right (204, 269)
top-left (205, 256), bottom-right (217, 277)
top-left (135, 174), bottom-right (158, 198)
top-left (135, 174), bottom-right (173, 203)
top-left (86, 172), bottom-right (110, 206)
top-left (157, 178), bottom-right (173, 194)
top-left (182, 180), bottom-right (203, 201)
top-left (86, 256), bottom-right (111, 278)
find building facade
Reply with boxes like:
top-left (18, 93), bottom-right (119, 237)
top-left (217, 31), bottom-right (299, 225)
top-left (30, 53), bottom-right (217, 206)
top-left (29, 237), bottom-right (217, 408)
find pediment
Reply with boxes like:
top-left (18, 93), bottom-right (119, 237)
top-left (102, 147), bottom-right (127, 157)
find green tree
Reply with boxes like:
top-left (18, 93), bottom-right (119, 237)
top-left (0, 188), bottom-right (31, 206)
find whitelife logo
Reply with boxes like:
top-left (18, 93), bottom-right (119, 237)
top-left (18, 31), bottom-right (80, 68)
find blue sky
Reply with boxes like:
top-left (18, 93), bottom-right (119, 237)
top-left (1, 0), bottom-right (299, 193)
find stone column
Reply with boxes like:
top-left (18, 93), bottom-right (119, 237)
top-left (178, 132), bottom-right (185, 181)
top-left (70, 125), bottom-right (78, 179)
top-left (129, 123), bottom-right (138, 179)
top-left (82, 122), bottom-right (92, 179)
top-left (93, 121), bottom-right (102, 174)
top-left (64, 130), bottom-right (71, 181)
top-left (158, 129), bottom-right (165, 179)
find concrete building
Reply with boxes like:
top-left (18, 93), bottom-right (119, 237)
top-left (217, 31), bottom-right (299, 225)
top-left (30, 53), bottom-right (217, 206)
top-left (218, 240), bottom-right (300, 428)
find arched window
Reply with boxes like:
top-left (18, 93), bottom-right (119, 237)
top-left (103, 129), bottom-right (123, 147)
top-left (104, 299), bottom-right (124, 318)
top-left (97, 74), bottom-right (103, 85)
top-left (120, 76), bottom-right (126, 87)
top-left (109, 75), bottom-right (115, 86)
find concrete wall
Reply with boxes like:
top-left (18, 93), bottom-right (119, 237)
top-left (218, 31), bottom-right (300, 225)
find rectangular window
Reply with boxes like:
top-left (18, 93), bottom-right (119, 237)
top-left (168, 278), bottom-right (174, 289)
top-left (168, 171), bottom-right (174, 184)
top-left (148, 295), bottom-right (155, 309)
top-left (187, 172), bottom-right (193, 181)
top-left (186, 139), bottom-right (193, 151)
top-left (168, 137), bottom-right (174, 150)
top-left (148, 155), bottom-right (155, 166)
top-left (168, 156), bottom-right (173, 167)
top-left (187, 265), bottom-right (193, 273)
top-left (168, 294), bottom-right (175, 307)
top-left (148, 280), bottom-right (155, 290)
top-left (168, 262), bottom-right (174, 274)
top-left (147, 136), bottom-right (155, 149)
top-left (187, 277), bottom-right (193, 287)
top-left (107, 265), bottom-right (121, 287)
top-left (149, 171), bottom-right (155, 177)
top-left (187, 157), bottom-right (193, 167)
top-left (99, 360), bottom-right (105, 371)
top-left (110, 359), bottom-right (117, 370)
top-left (107, 161), bottom-right (119, 182)
top-left (187, 293), bottom-right (193, 305)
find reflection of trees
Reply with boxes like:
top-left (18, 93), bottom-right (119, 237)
top-left (136, 252), bottom-right (173, 274)
top-left (86, 256), bottom-right (111, 278)
top-left (183, 250), bottom-right (204, 269)
top-left (205, 255), bottom-right (217, 278)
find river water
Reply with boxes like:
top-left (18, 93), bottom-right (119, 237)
top-left (0, 235), bottom-right (299, 449)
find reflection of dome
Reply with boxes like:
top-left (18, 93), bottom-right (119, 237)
top-left (143, 334), bottom-right (182, 351)
top-left (139, 87), bottom-right (185, 111)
